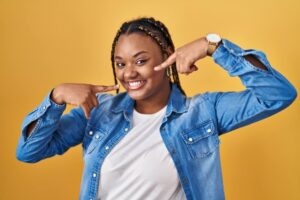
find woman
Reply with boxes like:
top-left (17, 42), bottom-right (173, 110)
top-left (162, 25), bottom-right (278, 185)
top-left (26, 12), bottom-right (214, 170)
top-left (16, 17), bottom-right (297, 200)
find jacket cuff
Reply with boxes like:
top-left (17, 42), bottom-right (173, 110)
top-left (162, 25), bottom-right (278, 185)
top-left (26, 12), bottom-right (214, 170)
top-left (212, 38), bottom-right (275, 76)
top-left (20, 88), bottom-right (66, 141)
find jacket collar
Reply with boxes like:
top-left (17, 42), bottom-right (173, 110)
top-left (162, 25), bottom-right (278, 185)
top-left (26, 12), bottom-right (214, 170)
top-left (111, 83), bottom-right (188, 117)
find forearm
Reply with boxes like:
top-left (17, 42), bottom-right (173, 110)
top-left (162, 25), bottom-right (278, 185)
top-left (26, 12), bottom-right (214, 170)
top-left (207, 39), bottom-right (297, 134)
top-left (212, 38), bottom-right (297, 103)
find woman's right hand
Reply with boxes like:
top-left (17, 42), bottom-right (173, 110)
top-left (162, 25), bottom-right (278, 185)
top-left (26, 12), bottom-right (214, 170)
top-left (50, 83), bottom-right (119, 119)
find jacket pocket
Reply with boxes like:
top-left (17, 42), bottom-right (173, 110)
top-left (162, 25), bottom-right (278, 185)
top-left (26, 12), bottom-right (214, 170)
top-left (83, 126), bottom-right (106, 154)
top-left (180, 119), bottom-right (220, 159)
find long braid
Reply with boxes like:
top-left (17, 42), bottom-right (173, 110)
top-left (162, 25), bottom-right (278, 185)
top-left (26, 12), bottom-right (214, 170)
top-left (144, 18), bottom-right (174, 50)
top-left (110, 28), bottom-right (123, 94)
top-left (110, 17), bottom-right (186, 95)
top-left (147, 19), bottom-right (184, 95)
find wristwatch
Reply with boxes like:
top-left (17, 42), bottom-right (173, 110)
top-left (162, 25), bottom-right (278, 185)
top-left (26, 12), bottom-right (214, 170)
top-left (206, 33), bottom-right (222, 56)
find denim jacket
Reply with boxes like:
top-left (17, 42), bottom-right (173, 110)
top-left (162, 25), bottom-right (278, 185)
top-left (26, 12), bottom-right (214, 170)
top-left (16, 39), bottom-right (297, 200)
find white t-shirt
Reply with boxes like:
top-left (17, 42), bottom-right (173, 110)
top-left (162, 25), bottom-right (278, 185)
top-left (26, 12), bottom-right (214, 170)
top-left (97, 105), bottom-right (186, 200)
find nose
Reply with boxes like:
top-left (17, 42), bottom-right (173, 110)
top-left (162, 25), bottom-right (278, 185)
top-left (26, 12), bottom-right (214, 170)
top-left (124, 65), bottom-right (138, 79)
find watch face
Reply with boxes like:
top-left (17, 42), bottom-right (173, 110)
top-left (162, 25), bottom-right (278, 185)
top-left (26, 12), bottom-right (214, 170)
top-left (207, 33), bottom-right (221, 43)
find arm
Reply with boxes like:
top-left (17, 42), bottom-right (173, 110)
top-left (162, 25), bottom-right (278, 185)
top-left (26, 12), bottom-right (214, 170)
top-left (153, 36), bottom-right (297, 135)
top-left (205, 39), bottom-right (297, 135)
top-left (16, 89), bottom-right (88, 163)
top-left (16, 83), bottom-right (118, 163)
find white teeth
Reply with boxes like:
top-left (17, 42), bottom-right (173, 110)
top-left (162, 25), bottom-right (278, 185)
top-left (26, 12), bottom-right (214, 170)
top-left (129, 81), bottom-right (141, 86)
top-left (128, 80), bottom-right (145, 89)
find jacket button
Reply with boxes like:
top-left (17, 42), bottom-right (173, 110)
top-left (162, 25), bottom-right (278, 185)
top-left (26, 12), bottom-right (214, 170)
top-left (89, 131), bottom-right (93, 136)
top-left (124, 128), bottom-right (129, 132)
top-left (188, 137), bottom-right (193, 142)
top-left (92, 173), bottom-right (97, 178)
top-left (95, 134), bottom-right (100, 139)
top-left (42, 106), bottom-right (46, 110)
top-left (105, 146), bottom-right (110, 150)
top-left (207, 128), bottom-right (212, 133)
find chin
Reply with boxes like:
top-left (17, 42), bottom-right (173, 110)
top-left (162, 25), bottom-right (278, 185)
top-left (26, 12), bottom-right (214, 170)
top-left (127, 90), bottom-right (149, 101)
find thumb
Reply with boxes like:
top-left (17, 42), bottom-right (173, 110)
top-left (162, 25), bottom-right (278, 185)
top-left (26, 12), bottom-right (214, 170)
top-left (190, 64), bottom-right (198, 72)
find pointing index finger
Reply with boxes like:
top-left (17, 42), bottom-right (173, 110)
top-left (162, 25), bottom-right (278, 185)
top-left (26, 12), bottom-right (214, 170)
top-left (93, 84), bottom-right (119, 93)
top-left (154, 52), bottom-right (176, 71)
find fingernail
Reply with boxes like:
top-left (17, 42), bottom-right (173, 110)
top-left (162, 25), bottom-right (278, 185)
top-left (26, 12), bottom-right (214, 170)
top-left (154, 67), bottom-right (159, 71)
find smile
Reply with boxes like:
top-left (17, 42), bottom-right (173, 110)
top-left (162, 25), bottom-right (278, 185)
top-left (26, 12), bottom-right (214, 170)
top-left (127, 80), bottom-right (146, 90)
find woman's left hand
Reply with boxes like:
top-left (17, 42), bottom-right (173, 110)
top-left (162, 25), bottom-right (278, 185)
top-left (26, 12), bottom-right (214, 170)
top-left (154, 37), bottom-right (209, 75)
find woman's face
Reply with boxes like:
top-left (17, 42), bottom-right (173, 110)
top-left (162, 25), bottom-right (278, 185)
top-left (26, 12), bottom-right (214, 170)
top-left (114, 33), bottom-right (170, 101)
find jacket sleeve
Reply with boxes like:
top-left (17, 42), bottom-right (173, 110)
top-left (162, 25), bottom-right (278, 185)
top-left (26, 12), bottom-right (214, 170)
top-left (16, 89), bottom-right (88, 163)
top-left (203, 39), bottom-right (297, 135)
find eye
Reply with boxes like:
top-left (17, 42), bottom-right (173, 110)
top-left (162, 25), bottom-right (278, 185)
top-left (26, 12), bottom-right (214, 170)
top-left (116, 62), bottom-right (125, 68)
top-left (136, 59), bottom-right (148, 66)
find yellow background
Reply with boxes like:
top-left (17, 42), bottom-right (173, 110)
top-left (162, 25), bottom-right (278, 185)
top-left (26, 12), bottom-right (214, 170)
top-left (1, 0), bottom-right (299, 199)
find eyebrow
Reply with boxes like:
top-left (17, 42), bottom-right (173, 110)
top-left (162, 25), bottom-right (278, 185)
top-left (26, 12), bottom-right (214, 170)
top-left (114, 51), bottom-right (148, 60)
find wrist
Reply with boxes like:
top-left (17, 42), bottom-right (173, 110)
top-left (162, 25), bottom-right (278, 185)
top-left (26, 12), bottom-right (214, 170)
top-left (51, 85), bottom-right (65, 105)
top-left (199, 37), bottom-right (209, 58)
top-left (205, 33), bottom-right (222, 56)
top-left (203, 37), bottom-right (209, 51)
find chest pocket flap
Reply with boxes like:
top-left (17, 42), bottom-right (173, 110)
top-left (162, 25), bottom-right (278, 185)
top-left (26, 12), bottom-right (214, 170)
top-left (83, 127), bottom-right (106, 154)
top-left (180, 119), bottom-right (220, 159)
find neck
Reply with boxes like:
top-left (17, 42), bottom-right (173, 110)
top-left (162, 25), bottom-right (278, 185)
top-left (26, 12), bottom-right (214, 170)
top-left (134, 82), bottom-right (171, 114)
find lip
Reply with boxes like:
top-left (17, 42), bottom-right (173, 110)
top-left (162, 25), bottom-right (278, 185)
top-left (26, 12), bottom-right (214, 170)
top-left (126, 80), bottom-right (146, 90)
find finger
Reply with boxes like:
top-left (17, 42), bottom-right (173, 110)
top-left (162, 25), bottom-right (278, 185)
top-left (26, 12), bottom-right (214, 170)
top-left (180, 62), bottom-right (198, 74)
top-left (177, 56), bottom-right (185, 74)
top-left (86, 99), bottom-right (94, 111)
top-left (93, 84), bottom-right (119, 93)
top-left (154, 52), bottom-right (176, 71)
top-left (91, 95), bottom-right (99, 107)
top-left (80, 103), bottom-right (91, 119)
top-left (190, 64), bottom-right (198, 72)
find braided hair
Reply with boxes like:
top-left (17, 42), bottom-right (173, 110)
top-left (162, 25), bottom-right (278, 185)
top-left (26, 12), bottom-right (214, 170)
top-left (110, 17), bottom-right (186, 95)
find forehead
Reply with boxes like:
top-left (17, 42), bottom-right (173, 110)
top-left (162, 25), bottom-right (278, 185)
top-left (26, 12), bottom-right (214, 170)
top-left (114, 33), bottom-right (161, 58)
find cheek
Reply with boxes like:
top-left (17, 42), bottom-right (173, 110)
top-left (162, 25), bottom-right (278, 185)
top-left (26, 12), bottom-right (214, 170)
top-left (143, 68), bottom-right (155, 78)
top-left (146, 69), bottom-right (166, 84)
top-left (115, 69), bottom-right (123, 80)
